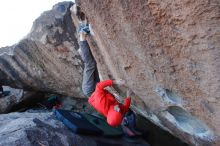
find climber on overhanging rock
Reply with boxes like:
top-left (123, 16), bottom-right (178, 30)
top-left (78, 23), bottom-right (132, 127)
top-left (88, 79), bottom-right (132, 127)
top-left (74, 5), bottom-right (132, 127)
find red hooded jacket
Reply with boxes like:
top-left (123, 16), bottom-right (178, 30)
top-left (88, 80), bottom-right (131, 127)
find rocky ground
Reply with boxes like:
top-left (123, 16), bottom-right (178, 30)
top-left (0, 111), bottom-right (150, 146)
top-left (0, 91), bottom-right (189, 146)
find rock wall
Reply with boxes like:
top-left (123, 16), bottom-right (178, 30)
top-left (0, 1), bottom-right (219, 145)
top-left (78, 0), bottom-right (220, 145)
top-left (0, 2), bottom-right (84, 97)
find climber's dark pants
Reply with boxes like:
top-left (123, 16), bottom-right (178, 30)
top-left (79, 41), bottom-right (100, 97)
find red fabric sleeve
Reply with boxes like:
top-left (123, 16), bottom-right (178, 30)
top-left (96, 80), bottom-right (113, 91)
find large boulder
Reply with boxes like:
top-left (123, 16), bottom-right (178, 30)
top-left (78, 0), bottom-right (220, 146)
top-left (0, 1), bottom-right (219, 145)
top-left (0, 2), bottom-right (84, 97)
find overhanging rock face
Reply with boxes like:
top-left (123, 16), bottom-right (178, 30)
top-left (0, 2), bottom-right (84, 97)
top-left (79, 0), bottom-right (220, 145)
